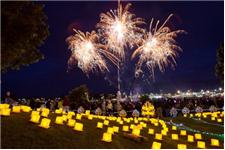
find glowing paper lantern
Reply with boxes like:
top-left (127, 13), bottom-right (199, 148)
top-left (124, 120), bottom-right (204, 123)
top-left (85, 110), bottom-right (90, 115)
top-left (102, 132), bottom-right (112, 142)
top-left (0, 104), bottom-right (9, 109)
top-left (194, 133), bottom-right (202, 140)
top-left (197, 141), bottom-right (206, 149)
top-left (155, 133), bottom-right (162, 140)
top-left (187, 135), bottom-right (194, 142)
top-left (177, 144), bottom-right (187, 149)
top-left (189, 114), bottom-right (193, 117)
top-left (97, 122), bottom-right (103, 129)
top-left (172, 126), bottom-right (177, 130)
top-left (39, 118), bottom-right (51, 129)
top-left (180, 130), bottom-right (187, 136)
top-left (217, 119), bottom-right (222, 122)
top-left (67, 119), bottom-right (76, 127)
top-left (148, 128), bottom-right (154, 135)
top-left (88, 115), bottom-right (93, 120)
top-left (74, 122), bottom-right (83, 131)
top-left (1, 108), bottom-right (11, 116)
top-left (76, 114), bottom-right (82, 120)
top-left (68, 111), bottom-right (75, 116)
top-left (113, 126), bottom-right (119, 133)
top-left (55, 116), bottom-right (64, 125)
top-left (211, 139), bottom-right (219, 146)
top-left (55, 109), bottom-right (63, 114)
top-left (30, 114), bottom-right (40, 123)
top-left (132, 128), bottom-right (140, 136)
top-left (103, 120), bottom-right (109, 126)
top-left (12, 106), bottom-right (20, 113)
top-left (122, 126), bottom-right (129, 132)
top-left (62, 115), bottom-right (68, 121)
top-left (171, 134), bottom-right (179, 140)
top-left (31, 111), bottom-right (39, 116)
top-left (107, 127), bottom-right (114, 134)
top-left (41, 111), bottom-right (49, 117)
top-left (151, 141), bottom-right (161, 149)
top-left (130, 124), bottom-right (135, 129)
top-left (21, 106), bottom-right (31, 112)
top-left (161, 130), bottom-right (167, 136)
top-left (142, 101), bottom-right (155, 117)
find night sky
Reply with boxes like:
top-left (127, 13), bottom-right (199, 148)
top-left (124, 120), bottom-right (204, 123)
top-left (1, 1), bottom-right (224, 98)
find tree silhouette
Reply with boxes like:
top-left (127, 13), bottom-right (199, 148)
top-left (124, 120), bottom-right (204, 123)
top-left (215, 43), bottom-right (224, 86)
top-left (2, 1), bottom-right (49, 72)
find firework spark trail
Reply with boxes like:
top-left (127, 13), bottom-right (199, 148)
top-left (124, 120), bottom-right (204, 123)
top-left (66, 29), bottom-right (119, 75)
top-left (132, 14), bottom-right (187, 79)
top-left (96, 2), bottom-right (145, 60)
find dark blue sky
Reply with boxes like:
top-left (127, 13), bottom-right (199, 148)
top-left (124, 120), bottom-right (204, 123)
top-left (1, 1), bottom-right (224, 97)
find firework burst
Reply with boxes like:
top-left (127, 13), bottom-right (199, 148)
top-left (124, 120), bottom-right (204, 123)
top-left (132, 14), bottom-right (187, 79)
top-left (96, 2), bottom-right (145, 59)
top-left (66, 29), bottom-right (119, 75)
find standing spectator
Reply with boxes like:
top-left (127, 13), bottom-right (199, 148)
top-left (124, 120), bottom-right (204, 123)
top-left (63, 96), bottom-right (70, 112)
top-left (58, 99), bottom-right (63, 109)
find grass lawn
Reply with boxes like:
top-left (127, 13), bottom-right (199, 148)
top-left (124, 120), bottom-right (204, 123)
top-left (1, 112), bottom-right (224, 149)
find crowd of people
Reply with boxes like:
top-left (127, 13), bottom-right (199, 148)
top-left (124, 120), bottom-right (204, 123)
top-left (2, 91), bottom-right (224, 118)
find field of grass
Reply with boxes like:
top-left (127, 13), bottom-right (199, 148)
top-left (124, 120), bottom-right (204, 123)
top-left (1, 112), bottom-right (224, 149)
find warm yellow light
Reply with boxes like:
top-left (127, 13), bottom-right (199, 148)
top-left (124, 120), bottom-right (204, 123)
top-left (107, 127), bottom-right (114, 134)
top-left (41, 111), bottom-right (49, 117)
top-left (172, 126), bottom-right (177, 130)
top-left (148, 128), bottom-right (154, 135)
top-left (88, 115), bottom-right (93, 120)
top-left (68, 111), bottom-right (75, 116)
top-left (177, 144), bottom-right (187, 149)
top-left (119, 120), bottom-right (123, 125)
top-left (197, 141), bottom-right (206, 149)
top-left (151, 141), bottom-right (161, 149)
top-left (55, 109), bottom-right (62, 114)
top-left (1, 108), bottom-right (11, 116)
top-left (76, 114), bottom-right (82, 120)
top-left (62, 115), bottom-right (68, 121)
top-left (130, 124), bottom-right (135, 129)
top-left (184, 114), bottom-right (187, 117)
top-left (113, 126), bottom-right (119, 133)
top-left (21, 106), bottom-right (31, 112)
top-left (74, 122), bottom-right (83, 131)
top-left (55, 116), bottom-right (64, 125)
top-left (39, 118), bottom-right (51, 129)
top-left (12, 106), bottom-right (21, 113)
top-left (171, 134), bottom-right (179, 140)
top-left (30, 114), bottom-right (40, 123)
top-left (155, 133), bottom-right (162, 140)
top-left (0, 104), bottom-right (9, 109)
top-left (190, 114), bottom-right (193, 117)
top-left (102, 132), bottom-right (112, 142)
top-left (132, 128), bottom-right (140, 136)
top-left (103, 120), bottom-right (109, 126)
top-left (211, 117), bottom-right (215, 120)
top-left (67, 119), bottom-right (76, 127)
top-left (97, 122), bottom-right (103, 128)
top-left (211, 139), bottom-right (219, 146)
top-left (180, 130), bottom-right (187, 136)
top-left (194, 133), bottom-right (202, 140)
top-left (31, 111), bottom-right (39, 116)
top-left (217, 118), bottom-right (222, 122)
top-left (187, 135), bottom-right (194, 142)
top-left (154, 122), bottom-right (159, 126)
top-left (85, 110), bottom-right (90, 115)
top-left (122, 126), bottom-right (129, 132)
top-left (161, 130), bottom-right (167, 136)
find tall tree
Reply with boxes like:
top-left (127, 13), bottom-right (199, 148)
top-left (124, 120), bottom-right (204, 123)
top-left (215, 43), bottom-right (224, 86)
top-left (68, 85), bottom-right (90, 110)
top-left (1, 1), bottom-right (49, 72)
